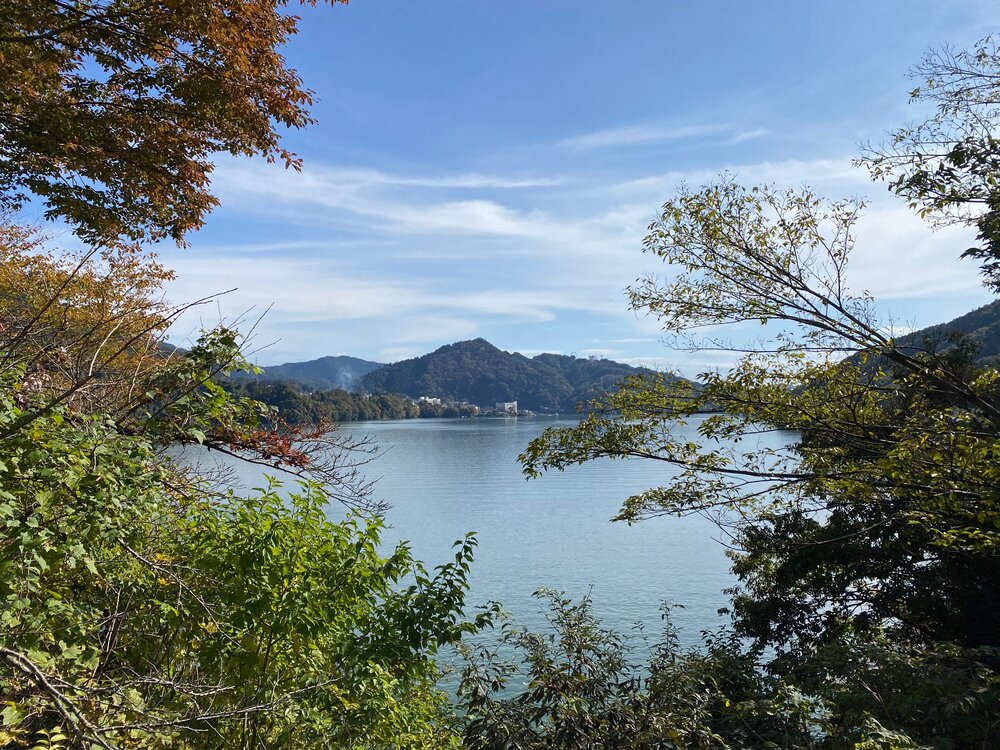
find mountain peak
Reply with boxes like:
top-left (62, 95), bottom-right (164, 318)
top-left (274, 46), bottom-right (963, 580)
top-left (441, 337), bottom-right (498, 350)
top-left (361, 339), bottom-right (655, 411)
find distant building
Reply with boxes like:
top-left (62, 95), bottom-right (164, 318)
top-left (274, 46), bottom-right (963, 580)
top-left (417, 396), bottom-right (443, 406)
top-left (495, 400), bottom-right (517, 414)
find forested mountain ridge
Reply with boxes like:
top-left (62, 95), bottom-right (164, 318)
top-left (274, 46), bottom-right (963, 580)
top-left (895, 299), bottom-right (1000, 363)
top-left (358, 338), bottom-right (667, 411)
top-left (236, 300), bottom-right (1000, 421)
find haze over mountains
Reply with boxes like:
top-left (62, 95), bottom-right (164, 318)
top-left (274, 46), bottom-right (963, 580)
top-left (246, 355), bottom-right (384, 391)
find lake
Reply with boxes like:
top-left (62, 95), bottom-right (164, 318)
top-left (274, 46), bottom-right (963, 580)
top-left (189, 415), bottom-right (794, 643)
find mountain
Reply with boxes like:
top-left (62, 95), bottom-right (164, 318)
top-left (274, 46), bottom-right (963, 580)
top-left (249, 355), bottom-right (384, 391)
top-left (359, 338), bottom-right (661, 412)
top-left (894, 300), bottom-right (1000, 364)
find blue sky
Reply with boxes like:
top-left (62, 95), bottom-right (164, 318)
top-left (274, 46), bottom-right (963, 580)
top-left (161, 1), bottom-right (998, 375)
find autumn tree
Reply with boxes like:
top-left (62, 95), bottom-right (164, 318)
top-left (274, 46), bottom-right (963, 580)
top-left (0, 2), bottom-right (494, 746)
top-left (0, 222), bottom-right (490, 748)
top-left (0, 0), bottom-right (346, 246)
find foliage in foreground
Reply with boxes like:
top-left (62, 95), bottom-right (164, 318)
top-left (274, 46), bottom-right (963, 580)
top-left (519, 183), bottom-right (1000, 749)
top-left (4, 2), bottom-right (1000, 745)
top-left (0, 1), bottom-right (494, 746)
top-left (459, 592), bottom-right (822, 750)
top-left (518, 37), bottom-right (1000, 750)
top-left (459, 593), bottom-right (971, 750)
top-left (0, 232), bottom-right (487, 749)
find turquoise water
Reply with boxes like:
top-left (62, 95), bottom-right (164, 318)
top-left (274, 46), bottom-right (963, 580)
top-left (341, 415), bottom-right (734, 639)
top-left (197, 415), bottom-right (793, 640)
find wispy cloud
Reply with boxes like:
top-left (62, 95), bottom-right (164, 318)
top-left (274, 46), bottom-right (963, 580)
top-left (725, 127), bottom-right (769, 145)
top-left (557, 121), bottom-right (768, 151)
top-left (208, 155), bottom-right (987, 299)
top-left (849, 205), bottom-right (983, 299)
top-left (558, 122), bottom-right (731, 150)
top-left (212, 160), bottom-right (568, 240)
top-left (165, 151), bottom-right (991, 369)
top-left (294, 167), bottom-right (563, 190)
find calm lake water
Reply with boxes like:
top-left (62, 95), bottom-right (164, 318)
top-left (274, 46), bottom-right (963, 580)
top-left (188, 415), bottom-right (794, 643)
top-left (342, 415), bottom-right (731, 639)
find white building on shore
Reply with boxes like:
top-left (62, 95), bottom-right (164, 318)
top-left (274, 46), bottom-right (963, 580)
top-left (495, 400), bottom-right (517, 414)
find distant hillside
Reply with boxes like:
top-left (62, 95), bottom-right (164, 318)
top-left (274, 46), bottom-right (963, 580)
top-left (359, 338), bottom-right (662, 412)
top-left (248, 355), bottom-right (384, 391)
top-left (894, 300), bottom-right (1000, 364)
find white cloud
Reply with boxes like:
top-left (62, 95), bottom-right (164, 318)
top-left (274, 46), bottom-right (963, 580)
top-left (849, 204), bottom-right (983, 300)
top-left (725, 128), bottom-right (769, 145)
top-left (392, 316), bottom-right (479, 343)
top-left (378, 346), bottom-right (424, 363)
top-left (165, 151), bottom-right (991, 366)
top-left (212, 160), bottom-right (570, 241)
top-left (163, 241), bottom-right (637, 360)
top-left (558, 123), bottom-right (731, 150)
top-left (603, 157), bottom-right (862, 200)
top-left (165, 256), bottom-right (417, 322)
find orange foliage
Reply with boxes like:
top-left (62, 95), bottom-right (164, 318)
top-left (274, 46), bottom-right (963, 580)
top-left (0, 220), bottom-right (175, 415)
top-left (0, 0), bottom-right (348, 246)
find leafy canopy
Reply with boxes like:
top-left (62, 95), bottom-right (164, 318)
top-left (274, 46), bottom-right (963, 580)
top-left (0, 0), bottom-right (346, 246)
top-left (519, 41), bottom-right (1000, 748)
top-left (861, 35), bottom-right (1000, 290)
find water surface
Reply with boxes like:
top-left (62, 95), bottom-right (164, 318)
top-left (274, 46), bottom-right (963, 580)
top-left (187, 415), bottom-right (795, 639)
top-left (336, 415), bottom-right (784, 639)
